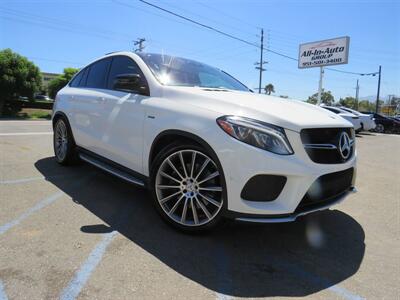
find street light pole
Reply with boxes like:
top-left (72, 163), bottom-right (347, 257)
top-left (355, 79), bottom-right (359, 110)
top-left (254, 29), bottom-right (267, 94)
top-left (375, 65), bottom-right (381, 113)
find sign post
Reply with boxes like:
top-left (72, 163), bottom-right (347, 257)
top-left (298, 36), bottom-right (350, 104)
top-left (317, 66), bottom-right (324, 105)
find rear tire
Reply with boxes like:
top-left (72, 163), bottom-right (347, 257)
top-left (150, 142), bottom-right (226, 233)
top-left (53, 118), bottom-right (79, 165)
top-left (375, 124), bottom-right (385, 133)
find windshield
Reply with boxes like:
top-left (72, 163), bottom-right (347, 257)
top-left (138, 53), bottom-right (249, 92)
top-left (341, 107), bottom-right (360, 115)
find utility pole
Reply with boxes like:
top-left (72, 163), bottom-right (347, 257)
top-left (317, 66), bottom-right (324, 105)
top-left (255, 28), bottom-right (267, 94)
top-left (355, 79), bottom-right (359, 110)
top-left (134, 38), bottom-right (146, 52)
top-left (375, 65), bottom-right (381, 113)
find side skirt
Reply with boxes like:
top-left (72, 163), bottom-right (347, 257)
top-left (76, 147), bottom-right (148, 188)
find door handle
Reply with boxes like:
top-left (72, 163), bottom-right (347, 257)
top-left (96, 97), bottom-right (106, 103)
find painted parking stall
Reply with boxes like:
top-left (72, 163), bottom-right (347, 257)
top-left (0, 121), bottom-right (399, 299)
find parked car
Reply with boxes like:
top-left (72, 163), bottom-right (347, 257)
top-left (339, 107), bottom-right (376, 131)
top-left (53, 51), bottom-right (357, 232)
top-left (320, 106), bottom-right (362, 132)
top-left (18, 96), bottom-right (29, 101)
top-left (360, 112), bottom-right (400, 133)
top-left (35, 95), bottom-right (52, 101)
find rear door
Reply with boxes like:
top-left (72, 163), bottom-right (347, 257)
top-left (70, 57), bottom-right (112, 153)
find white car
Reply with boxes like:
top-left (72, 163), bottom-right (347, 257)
top-left (321, 106), bottom-right (362, 132)
top-left (339, 107), bottom-right (376, 131)
top-left (53, 52), bottom-right (357, 232)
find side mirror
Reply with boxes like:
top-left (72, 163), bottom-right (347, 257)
top-left (113, 73), bottom-right (148, 94)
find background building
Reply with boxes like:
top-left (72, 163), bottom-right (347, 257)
top-left (41, 72), bottom-right (59, 94)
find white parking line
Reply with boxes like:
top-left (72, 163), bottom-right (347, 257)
top-left (0, 191), bottom-right (64, 235)
top-left (0, 174), bottom-right (73, 185)
top-left (59, 231), bottom-right (118, 300)
top-left (0, 132), bottom-right (52, 136)
top-left (0, 176), bottom-right (91, 235)
top-left (0, 120), bottom-right (50, 124)
top-left (0, 176), bottom-right (47, 185)
top-left (0, 280), bottom-right (9, 300)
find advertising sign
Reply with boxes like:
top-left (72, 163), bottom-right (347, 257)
top-left (298, 36), bottom-right (350, 69)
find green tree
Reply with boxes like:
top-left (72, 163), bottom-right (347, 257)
top-left (48, 68), bottom-right (79, 99)
top-left (264, 83), bottom-right (275, 95)
top-left (0, 48), bottom-right (42, 116)
top-left (306, 90), bottom-right (335, 105)
top-left (339, 96), bottom-right (356, 108)
top-left (358, 100), bottom-right (375, 112)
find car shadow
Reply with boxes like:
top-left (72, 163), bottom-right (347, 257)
top-left (35, 157), bottom-right (365, 298)
top-left (358, 132), bottom-right (376, 136)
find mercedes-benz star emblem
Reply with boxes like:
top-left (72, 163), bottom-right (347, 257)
top-left (339, 132), bottom-right (351, 160)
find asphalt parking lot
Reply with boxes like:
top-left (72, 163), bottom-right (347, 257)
top-left (0, 120), bottom-right (399, 300)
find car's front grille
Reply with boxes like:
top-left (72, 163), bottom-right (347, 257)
top-left (300, 127), bottom-right (354, 164)
top-left (296, 168), bottom-right (354, 212)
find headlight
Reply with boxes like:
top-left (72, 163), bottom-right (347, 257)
top-left (216, 116), bottom-right (294, 155)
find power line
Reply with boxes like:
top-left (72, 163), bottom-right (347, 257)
top-left (27, 56), bottom-right (84, 66)
top-left (0, 7), bottom-right (132, 40)
top-left (137, 0), bottom-right (378, 77)
top-left (138, 0), bottom-right (258, 48)
top-left (2, 1), bottom-right (382, 80)
top-left (0, 14), bottom-right (131, 42)
top-left (195, 1), bottom-right (260, 31)
top-left (164, 1), bottom-right (256, 37)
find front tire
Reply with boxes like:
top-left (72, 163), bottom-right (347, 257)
top-left (150, 143), bottom-right (226, 233)
top-left (53, 118), bottom-right (79, 165)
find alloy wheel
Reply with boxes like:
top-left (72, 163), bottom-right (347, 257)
top-left (155, 150), bottom-right (224, 227)
top-left (54, 120), bottom-right (68, 161)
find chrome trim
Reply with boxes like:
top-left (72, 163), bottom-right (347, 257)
top-left (79, 153), bottom-right (145, 187)
top-left (303, 139), bottom-right (354, 150)
top-left (303, 143), bottom-right (337, 149)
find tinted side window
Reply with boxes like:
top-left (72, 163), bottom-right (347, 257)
top-left (107, 56), bottom-right (143, 90)
top-left (69, 70), bottom-right (83, 87)
top-left (324, 107), bottom-right (339, 114)
top-left (86, 58), bottom-right (111, 89)
top-left (79, 67), bottom-right (89, 87)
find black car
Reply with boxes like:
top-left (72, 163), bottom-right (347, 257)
top-left (361, 112), bottom-right (400, 133)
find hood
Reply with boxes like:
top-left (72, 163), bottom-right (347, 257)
top-left (163, 86), bottom-right (352, 132)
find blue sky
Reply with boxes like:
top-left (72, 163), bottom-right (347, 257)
top-left (1, 0), bottom-right (399, 101)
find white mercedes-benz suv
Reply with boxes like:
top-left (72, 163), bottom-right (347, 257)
top-left (53, 51), bottom-right (357, 232)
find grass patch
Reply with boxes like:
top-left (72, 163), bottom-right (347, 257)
top-left (16, 108), bottom-right (52, 120)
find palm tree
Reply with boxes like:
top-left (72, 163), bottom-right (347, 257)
top-left (264, 83), bottom-right (275, 95)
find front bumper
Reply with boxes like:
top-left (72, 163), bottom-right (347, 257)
top-left (228, 187), bottom-right (357, 223)
top-left (214, 128), bottom-right (357, 218)
top-left (362, 119), bottom-right (376, 131)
